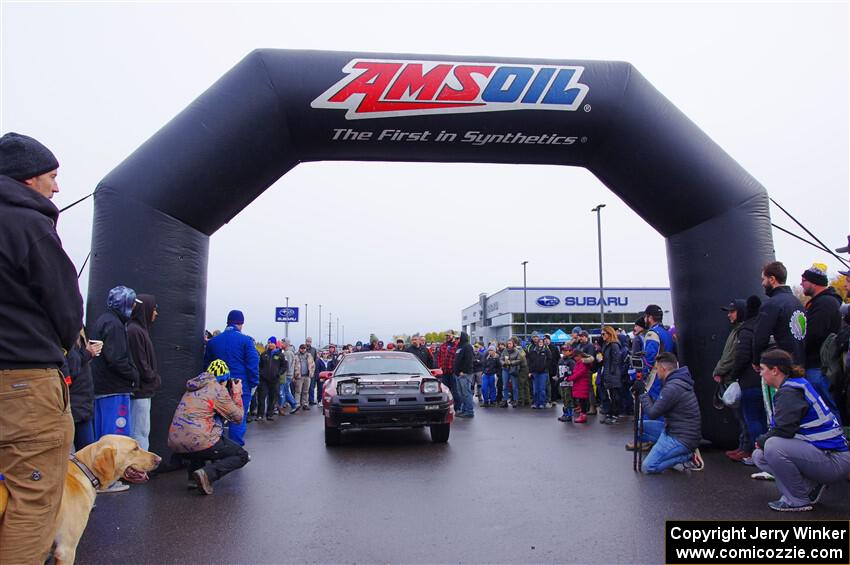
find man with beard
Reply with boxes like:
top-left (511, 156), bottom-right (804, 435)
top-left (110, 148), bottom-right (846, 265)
top-left (752, 261), bottom-right (806, 367)
top-left (799, 263), bottom-right (842, 419)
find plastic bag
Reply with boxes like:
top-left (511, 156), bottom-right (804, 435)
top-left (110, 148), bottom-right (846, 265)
top-left (722, 381), bottom-right (741, 407)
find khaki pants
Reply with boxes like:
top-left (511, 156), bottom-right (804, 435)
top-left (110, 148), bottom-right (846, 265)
top-left (292, 377), bottom-right (310, 407)
top-left (0, 368), bottom-right (74, 565)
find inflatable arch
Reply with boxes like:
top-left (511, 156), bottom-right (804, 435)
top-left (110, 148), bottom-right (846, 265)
top-left (87, 50), bottom-right (774, 452)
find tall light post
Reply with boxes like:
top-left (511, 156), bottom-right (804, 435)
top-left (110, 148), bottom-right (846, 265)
top-left (336, 317), bottom-right (339, 345)
top-left (521, 260), bottom-right (528, 341)
top-left (285, 296), bottom-right (289, 339)
top-left (591, 204), bottom-right (607, 331)
top-left (318, 304), bottom-right (322, 348)
top-left (328, 312), bottom-right (332, 346)
top-left (304, 303), bottom-right (308, 343)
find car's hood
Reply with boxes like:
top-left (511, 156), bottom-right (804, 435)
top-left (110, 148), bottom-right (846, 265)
top-left (334, 374), bottom-right (427, 390)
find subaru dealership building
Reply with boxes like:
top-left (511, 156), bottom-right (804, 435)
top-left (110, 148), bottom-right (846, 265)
top-left (461, 287), bottom-right (674, 344)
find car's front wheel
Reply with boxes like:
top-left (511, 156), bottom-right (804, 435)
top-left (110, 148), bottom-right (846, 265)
top-left (430, 423), bottom-right (450, 443)
top-left (324, 423), bottom-right (341, 447)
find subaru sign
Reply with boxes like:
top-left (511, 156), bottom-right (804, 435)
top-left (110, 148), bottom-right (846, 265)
top-left (275, 307), bottom-right (299, 322)
top-left (536, 295), bottom-right (560, 307)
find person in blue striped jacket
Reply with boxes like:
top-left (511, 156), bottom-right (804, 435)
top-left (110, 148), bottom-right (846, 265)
top-left (753, 348), bottom-right (850, 512)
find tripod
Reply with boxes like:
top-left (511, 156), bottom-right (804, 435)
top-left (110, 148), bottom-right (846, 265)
top-left (632, 372), bottom-right (644, 473)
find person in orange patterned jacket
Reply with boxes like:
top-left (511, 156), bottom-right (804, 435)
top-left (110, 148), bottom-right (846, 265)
top-left (167, 360), bottom-right (249, 495)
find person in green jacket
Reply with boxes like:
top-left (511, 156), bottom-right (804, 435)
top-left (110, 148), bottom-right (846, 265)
top-left (713, 299), bottom-right (747, 459)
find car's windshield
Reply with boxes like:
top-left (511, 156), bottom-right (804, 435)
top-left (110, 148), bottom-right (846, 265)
top-left (335, 354), bottom-right (429, 378)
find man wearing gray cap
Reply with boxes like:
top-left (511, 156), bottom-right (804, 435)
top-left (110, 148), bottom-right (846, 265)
top-left (0, 132), bottom-right (84, 563)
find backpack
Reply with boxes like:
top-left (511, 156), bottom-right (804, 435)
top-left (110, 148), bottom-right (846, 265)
top-left (820, 332), bottom-right (847, 386)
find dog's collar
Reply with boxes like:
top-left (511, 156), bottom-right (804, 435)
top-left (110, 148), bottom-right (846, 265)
top-left (69, 453), bottom-right (101, 489)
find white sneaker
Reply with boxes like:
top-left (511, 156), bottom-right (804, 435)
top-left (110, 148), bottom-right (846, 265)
top-left (751, 471), bottom-right (775, 481)
top-left (98, 480), bottom-right (129, 493)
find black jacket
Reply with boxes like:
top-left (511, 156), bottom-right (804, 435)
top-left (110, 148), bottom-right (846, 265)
top-left (0, 175), bottom-right (83, 369)
top-left (731, 317), bottom-right (761, 389)
top-left (601, 341), bottom-right (624, 389)
top-left (66, 334), bottom-right (94, 423)
top-left (408, 344), bottom-right (435, 369)
top-left (755, 384), bottom-right (810, 448)
top-left (127, 294), bottom-right (161, 399)
top-left (753, 286), bottom-right (806, 365)
top-left (91, 309), bottom-right (139, 395)
top-left (453, 332), bottom-right (474, 375)
top-left (483, 355), bottom-right (502, 375)
top-left (640, 366), bottom-right (702, 451)
top-left (259, 348), bottom-right (287, 383)
top-left (547, 343), bottom-right (560, 376)
top-left (804, 287), bottom-right (842, 369)
top-left (526, 343), bottom-right (551, 373)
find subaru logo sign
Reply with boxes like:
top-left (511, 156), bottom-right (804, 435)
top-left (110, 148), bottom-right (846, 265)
top-left (536, 295), bottom-right (560, 307)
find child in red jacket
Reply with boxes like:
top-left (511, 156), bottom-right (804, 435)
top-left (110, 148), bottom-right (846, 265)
top-left (567, 349), bottom-right (591, 423)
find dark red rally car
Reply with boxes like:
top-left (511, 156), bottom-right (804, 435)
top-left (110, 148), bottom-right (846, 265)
top-left (319, 351), bottom-right (453, 446)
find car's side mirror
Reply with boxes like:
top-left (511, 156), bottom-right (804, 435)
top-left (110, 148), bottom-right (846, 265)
top-left (319, 371), bottom-right (333, 381)
top-left (430, 368), bottom-right (443, 377)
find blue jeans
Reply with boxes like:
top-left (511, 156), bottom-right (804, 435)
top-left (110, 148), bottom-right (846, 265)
top-left (74, 419), bottom-right (95, 452)
top-left (279, 378), bottom-right (298, 409)
top-left (456, 374), bottom-right (475, 415)
top-left (227, 392), bottom-right (252, 446)
top-left (501, 369), bottom-right (517, 403)
top-left (131, 397), bottom-right (151, 451)
top-left (740, 386), bottom-right (767, 452)
top-left (481, 374), bottom-right (497, 403)
top-left (642, 430), bottom-right (693, 474)
top-left (443, 374), bottom-right (459, 410)
top-left (805, 368), bottom-right (842, 425)
top-left (532, 372), bottom-right (548, 407)
top-left (639, 418), bottom-right (664, 443)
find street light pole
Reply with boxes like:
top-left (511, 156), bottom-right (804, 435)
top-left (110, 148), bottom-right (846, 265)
top-left (285, 296), bottom-right (289, 339)
top-left (522, 260), bottom-right (528, 342)
top-left (591, 204), bottom-right (607, 331)
top-left (318, 304), bottom-right (322, 348)
top-left (304, 303), bottom-right (308, 343)
top-left (336, 317), bottom-right (339, 345)
top-left (328, 312), bottom-right (332, 346)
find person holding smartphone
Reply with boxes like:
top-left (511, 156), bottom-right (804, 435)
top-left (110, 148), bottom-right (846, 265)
top-left (66, 331), bottom-right (103, 450)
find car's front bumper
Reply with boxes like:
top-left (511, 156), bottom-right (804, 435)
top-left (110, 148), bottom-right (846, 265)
top-left (326, 393), bottom-right (452, 429)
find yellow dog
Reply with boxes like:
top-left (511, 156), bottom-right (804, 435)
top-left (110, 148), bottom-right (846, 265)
top-left (0, 434), bottom-right (160, 564)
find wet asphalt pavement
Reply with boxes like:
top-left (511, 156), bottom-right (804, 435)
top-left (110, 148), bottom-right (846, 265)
top-left (76, 403), bottom-right (850, 564)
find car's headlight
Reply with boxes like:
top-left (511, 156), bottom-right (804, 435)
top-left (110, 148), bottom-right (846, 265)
top-left (422, 380), bottom-right (440, 394)
top-left (339, 382), bottom-right (358, 395)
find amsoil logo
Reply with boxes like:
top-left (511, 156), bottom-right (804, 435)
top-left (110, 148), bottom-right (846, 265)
top-left (311, 59), bottom-right (590, 120)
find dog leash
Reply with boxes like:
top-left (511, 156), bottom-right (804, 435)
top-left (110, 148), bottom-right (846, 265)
top-left (69, 454), bottom-right (101, 489)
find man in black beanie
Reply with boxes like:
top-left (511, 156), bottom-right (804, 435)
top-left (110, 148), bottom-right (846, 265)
top-left (800, 263), bottom-right (842, 419)
top-left (0, 132), bottom-right (83, 563)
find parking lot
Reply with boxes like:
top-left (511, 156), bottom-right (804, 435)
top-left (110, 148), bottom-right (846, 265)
top-left (77, 406), bottom-right (850, 564)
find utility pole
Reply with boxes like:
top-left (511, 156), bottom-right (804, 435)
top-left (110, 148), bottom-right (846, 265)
top-left (522, 260), bottom-right (528, 342)
top-left (304, 303), bottom-right (308, 343)
top-left (336, 317), bottom-right (339, 345)
top-left (328, 312), bottom-right (332, 346)
top-left (592, 204), bottom-right (607, 331)
top-left (318, 304), bottom-right (322, 348)
top-left (285, 296), bottom-right (289, 339)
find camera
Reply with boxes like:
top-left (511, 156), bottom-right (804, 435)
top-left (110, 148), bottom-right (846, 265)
top-left (629, 352), bottom-right (646, 371)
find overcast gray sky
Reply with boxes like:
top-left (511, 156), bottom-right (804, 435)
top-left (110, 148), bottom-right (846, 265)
top-left (2, 1), bottom-right (848, 345)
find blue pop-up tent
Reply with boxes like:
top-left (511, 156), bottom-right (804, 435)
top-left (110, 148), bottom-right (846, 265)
top-left (550, 329), bottom-right (571, 343)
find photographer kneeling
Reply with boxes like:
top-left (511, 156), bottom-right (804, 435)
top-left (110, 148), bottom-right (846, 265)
top-left (635, 352), bottom-right (703, 473)
top-left (752, 349), bottom-right (850, 512)
top-left (168, 360), bottom-right (250, 495)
